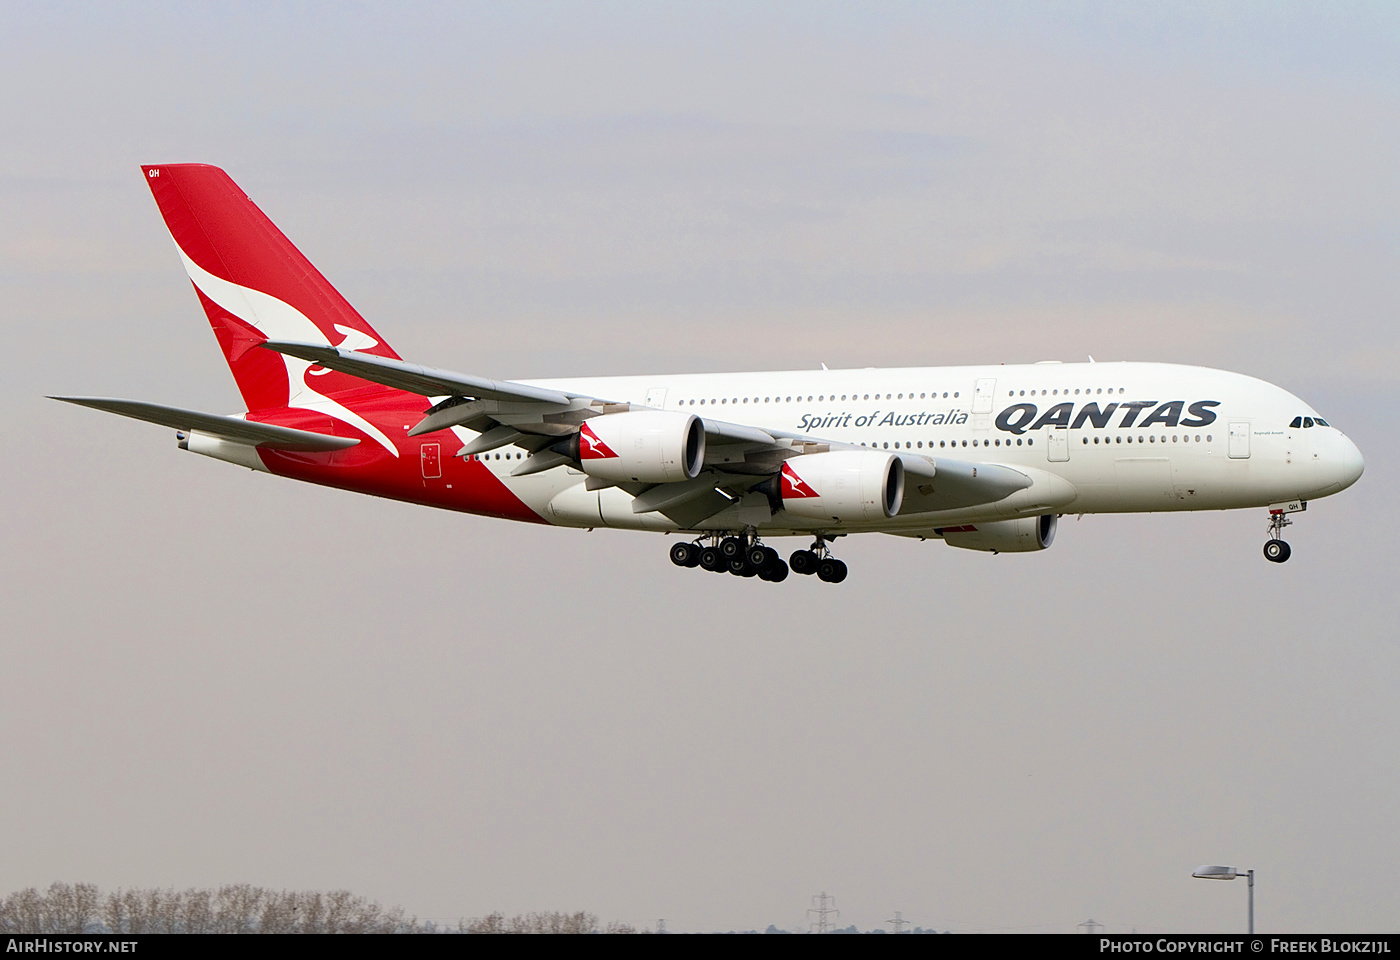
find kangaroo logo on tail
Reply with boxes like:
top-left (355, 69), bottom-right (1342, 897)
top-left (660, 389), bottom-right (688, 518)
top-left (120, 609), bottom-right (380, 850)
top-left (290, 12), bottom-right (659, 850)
top-left (173, 245), bottom-right (399, 455)
top-left (144, 164), bottom-right (403, 456)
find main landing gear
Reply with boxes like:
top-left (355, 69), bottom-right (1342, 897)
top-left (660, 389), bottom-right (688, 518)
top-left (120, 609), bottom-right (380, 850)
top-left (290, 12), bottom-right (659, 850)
top-left (788, 535), bottom-right (848, 583)
top-left (668, 532), bottom-right (847, 584)
top-left (669, 534), bottom-right (789, 581)
top-left (1263, 503), bottom-right (1305, 563)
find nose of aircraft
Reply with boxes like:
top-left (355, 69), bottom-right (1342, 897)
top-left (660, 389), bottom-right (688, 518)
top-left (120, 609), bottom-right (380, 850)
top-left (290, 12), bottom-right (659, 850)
top-left (1339, 434), bottom-right (1365, 490)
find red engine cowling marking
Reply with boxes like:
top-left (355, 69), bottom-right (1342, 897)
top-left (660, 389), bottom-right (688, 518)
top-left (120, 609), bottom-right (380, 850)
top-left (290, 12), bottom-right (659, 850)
top-left (576, 411), bottom-right (705, 483)
top-left (779, 451), bottom-right (904, 522)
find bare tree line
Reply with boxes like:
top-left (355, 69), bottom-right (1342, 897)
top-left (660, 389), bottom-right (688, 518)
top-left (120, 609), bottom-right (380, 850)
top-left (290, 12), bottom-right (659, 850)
top-left (463, 911), bottom-right (639, 934)
top-left (0, 883), bottom-right (640, 934)
top-left (0, 883), bottom-right (415, 934)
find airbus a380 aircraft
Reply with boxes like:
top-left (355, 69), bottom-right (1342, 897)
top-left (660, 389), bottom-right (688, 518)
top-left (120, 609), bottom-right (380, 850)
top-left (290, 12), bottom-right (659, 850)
top-left (55, 165), bottom-right (1365, 584)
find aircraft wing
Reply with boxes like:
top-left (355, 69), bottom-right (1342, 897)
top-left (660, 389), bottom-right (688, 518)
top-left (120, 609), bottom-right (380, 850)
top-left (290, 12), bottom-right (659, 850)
top-left (263, 341), bottom-right (576, 405)
top-left (50, 397), bottom-right (360, 451)
top-left (262, 340), bottom-right (780, 449)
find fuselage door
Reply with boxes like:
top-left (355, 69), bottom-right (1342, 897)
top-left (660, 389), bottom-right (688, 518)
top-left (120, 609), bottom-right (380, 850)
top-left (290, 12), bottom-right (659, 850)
top-left (1229, 421), bottom-right (1251, 459)
top-left (645, 387), bottom-right (668, 408)
top-left (972, 379), bottom-right (996, 431)
top-left (421, 442), bottom-right (442, 479)
top-left (1047, 426), bottom-right (1070, 462)
top-left (973, 379), bottom-right (996, 414)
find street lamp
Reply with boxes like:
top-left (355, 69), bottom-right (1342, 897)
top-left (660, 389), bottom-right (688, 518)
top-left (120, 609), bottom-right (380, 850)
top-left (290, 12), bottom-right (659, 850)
top-left (1192, 865), bottom-right (1254, 934)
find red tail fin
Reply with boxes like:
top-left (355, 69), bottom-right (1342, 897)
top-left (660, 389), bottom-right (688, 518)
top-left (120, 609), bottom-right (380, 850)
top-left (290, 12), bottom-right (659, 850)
top-left (142, 164), bottom-right (401, 413)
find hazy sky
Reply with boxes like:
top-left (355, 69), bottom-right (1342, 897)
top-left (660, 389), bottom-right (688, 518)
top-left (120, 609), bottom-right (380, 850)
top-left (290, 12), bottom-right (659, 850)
top-left (2, 2), bottom-right (1397, 933)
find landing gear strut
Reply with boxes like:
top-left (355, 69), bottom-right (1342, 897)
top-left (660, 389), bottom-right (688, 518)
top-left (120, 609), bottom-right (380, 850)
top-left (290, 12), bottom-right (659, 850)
top-left (789, 535), bottom-right (847, 583)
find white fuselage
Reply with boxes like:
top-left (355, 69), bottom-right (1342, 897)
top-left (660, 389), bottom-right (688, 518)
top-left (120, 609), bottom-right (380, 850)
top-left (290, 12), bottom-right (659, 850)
top-left (458, 360), bottom-right (1363, 537)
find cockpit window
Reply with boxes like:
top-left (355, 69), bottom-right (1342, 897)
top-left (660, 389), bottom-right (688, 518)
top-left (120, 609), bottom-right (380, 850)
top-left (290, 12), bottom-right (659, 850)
top-left (1290, 417), bottom-right (1302, 428)
top-left (1303, 417), bottom-right (1315, 428)
top-left (1315, 417), bottom-right (1329, 427)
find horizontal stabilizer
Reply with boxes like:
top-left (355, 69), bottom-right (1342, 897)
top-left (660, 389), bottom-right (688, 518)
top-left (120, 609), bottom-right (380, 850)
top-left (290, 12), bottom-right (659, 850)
top-left (262, 342), bottom-right (573, 405)
top-left (50, 397), bottom-right (360, 451)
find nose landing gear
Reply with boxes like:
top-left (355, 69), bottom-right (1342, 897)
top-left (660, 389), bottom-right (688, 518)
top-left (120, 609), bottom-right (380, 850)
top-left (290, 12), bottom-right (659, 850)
top-left (1263, 501), bottom-right (1306, 563)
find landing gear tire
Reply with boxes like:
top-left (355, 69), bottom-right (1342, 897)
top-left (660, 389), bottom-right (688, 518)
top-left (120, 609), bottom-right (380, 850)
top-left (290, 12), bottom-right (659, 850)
top-left (1264, 539), bottom-right (1291, 563)
top-left (790, 550), bottom-right (818, 575)
top-left (747, 545), bottom-right (770, 569)
top-left (670, 542), bottom-right (699, 567)
top-left (699, 546), bottom-right (724, 572)
top-left (817, 558), bottom-right (848, 583)
top-left (719, 537), bottom-right (744, 560)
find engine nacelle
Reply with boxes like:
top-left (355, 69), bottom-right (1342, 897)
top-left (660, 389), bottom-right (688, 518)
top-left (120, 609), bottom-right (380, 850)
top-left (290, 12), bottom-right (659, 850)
top-left (939, 514), bottom-right (1058, 553)
top-left (574, 411), bottom-right (705, 483)
top-left (778, 451), bottom-right (905, 522)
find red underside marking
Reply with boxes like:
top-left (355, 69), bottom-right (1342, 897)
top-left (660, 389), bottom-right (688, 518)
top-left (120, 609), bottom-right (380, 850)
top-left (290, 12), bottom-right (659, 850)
top-left (251, 408), bottom-right (548, 525)
top-left (454, 458), bottom-right (549, 523)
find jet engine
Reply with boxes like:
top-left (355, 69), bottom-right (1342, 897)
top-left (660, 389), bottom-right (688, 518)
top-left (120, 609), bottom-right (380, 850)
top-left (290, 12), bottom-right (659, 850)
top-left (566, 410), bottom-right (705, 484)
top-left (939, 515), bottom-right (1058, 553)
top-left (777, 450), bottom-right (905, 522)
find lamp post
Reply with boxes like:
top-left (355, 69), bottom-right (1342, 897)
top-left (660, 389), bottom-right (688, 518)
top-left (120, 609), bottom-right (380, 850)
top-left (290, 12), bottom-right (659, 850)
top-left (1192, 865), bottom-right (1254, 934)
